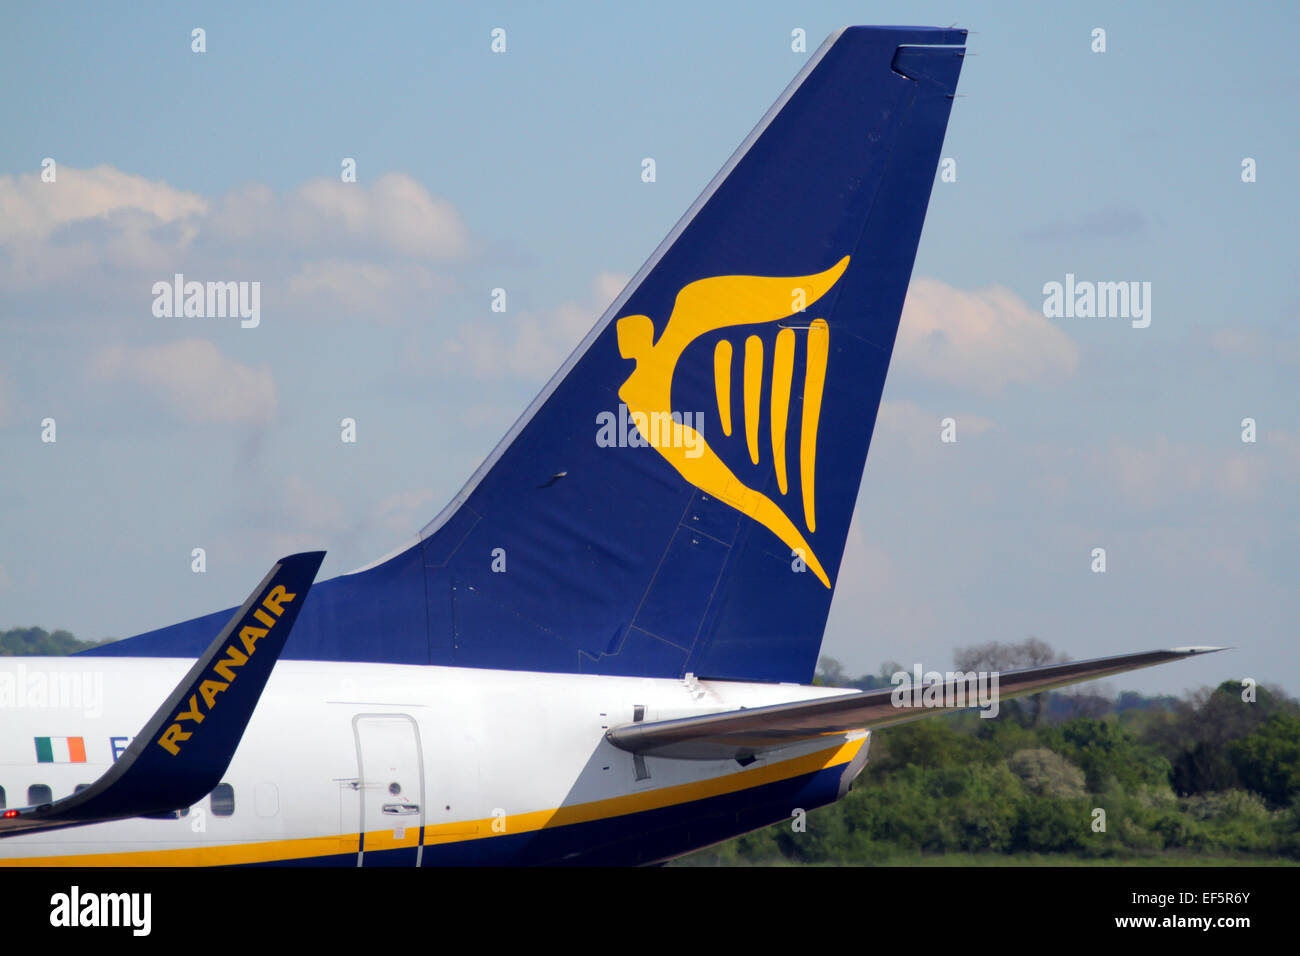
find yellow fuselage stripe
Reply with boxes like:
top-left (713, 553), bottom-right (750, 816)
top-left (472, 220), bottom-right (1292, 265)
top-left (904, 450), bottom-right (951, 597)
top-left (0, 738), bottom-right (864, 867)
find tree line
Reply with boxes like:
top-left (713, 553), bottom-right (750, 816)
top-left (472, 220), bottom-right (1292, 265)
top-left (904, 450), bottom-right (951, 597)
top-left (0, 626), bottom-right (113, 656)
top-left (683, 639), bottom-right (1300, 864)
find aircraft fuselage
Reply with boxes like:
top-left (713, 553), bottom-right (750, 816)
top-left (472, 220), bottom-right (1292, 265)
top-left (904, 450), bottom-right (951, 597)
top-left (0, 658), bottom-right (867, 865)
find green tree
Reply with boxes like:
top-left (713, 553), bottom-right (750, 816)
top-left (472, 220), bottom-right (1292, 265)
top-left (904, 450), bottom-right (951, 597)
top-left (1229, 714), bottom-right (1300, 808)
top-left (0, 626), bottom-right (113, 656)
top-left (1041, 718), bottom-right (1171, 792)
top-left (954, 637), bottom-right (1069, 727)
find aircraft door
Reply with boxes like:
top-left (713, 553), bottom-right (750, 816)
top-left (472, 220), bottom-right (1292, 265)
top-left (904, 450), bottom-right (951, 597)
top-left (353, 714), bottom-right (426, 866)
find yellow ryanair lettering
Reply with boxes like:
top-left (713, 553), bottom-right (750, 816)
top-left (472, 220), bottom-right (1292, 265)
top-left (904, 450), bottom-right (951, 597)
top-left (199, 678), bottom-right (228, 709)
top-left (156, 725), bottom-right (191, 756)
top-left (213, 645), bottom-right (248, 682)
top-left (156, 581), bottom-right (298, 756)
top-left (239, 626), bottom-right (268, 655)
top-left (262, 585), bottom-right (296, 616)
top-left (175, 694), bottom-right (205, 725)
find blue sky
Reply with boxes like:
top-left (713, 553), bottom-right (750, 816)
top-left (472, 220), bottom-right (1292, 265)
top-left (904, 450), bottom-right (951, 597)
top-left (1, 1), bottom-right (1296, 695)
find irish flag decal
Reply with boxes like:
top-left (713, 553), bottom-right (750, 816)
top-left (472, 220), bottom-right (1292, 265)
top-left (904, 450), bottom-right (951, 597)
top-left (34, 736), bottom-right (87, 763)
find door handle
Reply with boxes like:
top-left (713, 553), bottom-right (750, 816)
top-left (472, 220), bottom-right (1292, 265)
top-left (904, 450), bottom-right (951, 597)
top-left (381, 803), bottom-right (420, 815)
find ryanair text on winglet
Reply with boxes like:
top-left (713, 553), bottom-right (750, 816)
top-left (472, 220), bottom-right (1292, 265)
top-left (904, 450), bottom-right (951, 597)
top-left (155, 584), bottom-right (296, 756)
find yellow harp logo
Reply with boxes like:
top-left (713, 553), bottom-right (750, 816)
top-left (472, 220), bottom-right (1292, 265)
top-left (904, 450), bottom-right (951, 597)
top-left (615, 256), bottom-right (849, 588)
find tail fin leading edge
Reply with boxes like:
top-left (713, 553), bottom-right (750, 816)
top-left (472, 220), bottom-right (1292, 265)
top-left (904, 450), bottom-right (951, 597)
top-left (88, 27), bottom-right (966, 683)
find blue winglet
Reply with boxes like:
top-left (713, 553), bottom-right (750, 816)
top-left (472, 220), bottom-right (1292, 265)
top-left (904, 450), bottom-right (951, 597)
top-left (1, 551), bottom-right (325, 837)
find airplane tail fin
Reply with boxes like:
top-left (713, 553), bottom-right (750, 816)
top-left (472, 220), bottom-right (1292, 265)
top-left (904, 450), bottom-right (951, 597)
top-left (88, 27), bottom-right (966, 683)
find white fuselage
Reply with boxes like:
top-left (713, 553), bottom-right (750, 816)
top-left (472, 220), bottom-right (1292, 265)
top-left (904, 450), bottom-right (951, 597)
top-left (0, 658), bottom-right (864, 865)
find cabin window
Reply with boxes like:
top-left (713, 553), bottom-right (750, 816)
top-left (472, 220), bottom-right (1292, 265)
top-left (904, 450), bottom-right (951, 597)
top-left (28, 784), bottom-right (52, 806)
top-left (211, 783), bottom-right (235, 817)
top-left (0, 785), bottom-right (6, 809)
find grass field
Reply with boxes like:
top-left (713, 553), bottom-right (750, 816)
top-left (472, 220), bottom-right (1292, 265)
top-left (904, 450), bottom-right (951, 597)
top-left (674, 851), bottom-right (1299, 866)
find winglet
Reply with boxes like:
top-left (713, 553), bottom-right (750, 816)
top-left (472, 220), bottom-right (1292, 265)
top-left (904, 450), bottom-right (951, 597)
top-left (0, 551), bottom-right (326, 837)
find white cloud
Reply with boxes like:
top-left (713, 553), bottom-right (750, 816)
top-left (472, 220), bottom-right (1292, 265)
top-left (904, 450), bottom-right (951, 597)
top-left (0, 164), bottom-right (465, 261)
top-left (1101, 436), bottom-right (1274, 507)
top-left (206, 173), bottom-right (469, 261)
top-left (230, 474), bottom-right (348, 563)
top-left (376, 488), bottom-right (437, 535)
top-left (304, 174), bottom-right (468, 260)
top-left (0, 167), bottom-right (208, 289)
top-left (591, 272), bottom-right (630, 311)
top-left (821, 518), bottom-right (942, 672)
top-left (440, 271), bottom-right (631, 378)
top-left (1210, 326), bottom-right (1300, 367)
top-left (283, 260), bottom-right (452, 322)
top-left (873, 399), bottom-right (995, 460)
top-left (0, 166), bottom-right (469, 313)
top-left (91, 339), bottom-right (276, 425)
top-left (877, 399), bottom-right (994, 438)
top-left (897, 279), bottom-right (1079, 392)
top-left (0, 165), bottom-right (207, 243)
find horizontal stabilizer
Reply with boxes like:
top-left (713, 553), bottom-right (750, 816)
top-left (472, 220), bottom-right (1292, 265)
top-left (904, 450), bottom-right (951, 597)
top-left (606, 647), bottom-right (1226, 760)
top-left (0, 551), bottom-right (325, 838)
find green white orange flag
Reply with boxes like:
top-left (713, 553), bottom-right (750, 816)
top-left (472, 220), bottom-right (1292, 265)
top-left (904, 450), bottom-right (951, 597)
top-left (34, 736), bottom-right (87, 763)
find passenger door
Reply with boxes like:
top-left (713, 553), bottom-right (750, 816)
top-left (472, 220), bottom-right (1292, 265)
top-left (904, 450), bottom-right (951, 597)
top-left (353, 714), bottom-right (425, 866)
